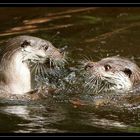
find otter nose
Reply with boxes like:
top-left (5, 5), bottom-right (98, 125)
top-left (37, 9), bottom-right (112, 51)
top-left (59, 45), bottom-right (68, 54)
top-left (84, 62), bottom-right (94, 70)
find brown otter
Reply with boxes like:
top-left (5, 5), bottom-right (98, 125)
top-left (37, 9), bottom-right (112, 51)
top-left (0, 35), bottom-right (66, 100)
top-left (83, 56), bottom-right (140, 93)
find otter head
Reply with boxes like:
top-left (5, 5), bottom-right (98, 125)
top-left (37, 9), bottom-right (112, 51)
top-left (19, 36), bottom-right (66, 68)
top-left (84, 56), bottom-right (140, 93)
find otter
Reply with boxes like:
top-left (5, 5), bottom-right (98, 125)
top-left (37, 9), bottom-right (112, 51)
top-left (83, 56), bottom-right (140, 93)
top-left (0, 35), bottom-right (66, 100)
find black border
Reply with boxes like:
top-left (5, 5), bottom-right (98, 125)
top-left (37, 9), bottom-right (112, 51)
top-left (0, 133), bottom-right (140, 136)
top-left (0, 2), bottom-right (140, 137)
top-left (0, 2), bottom-right (140, 7)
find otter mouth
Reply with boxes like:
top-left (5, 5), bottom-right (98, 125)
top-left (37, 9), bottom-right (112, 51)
top-left (84, 70), bottom-right (132, 94)
top-left (25, 53), bottom-right (66, 79)
top-left (83, 65), bottom-right (122, 93)
top-left (23, 52), bottom-right (65, 68)
top-left (84, 73), bottom-right (113, 94)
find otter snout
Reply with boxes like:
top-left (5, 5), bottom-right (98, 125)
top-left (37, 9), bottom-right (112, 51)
top-left (59, 45), bottom-right (68, 54)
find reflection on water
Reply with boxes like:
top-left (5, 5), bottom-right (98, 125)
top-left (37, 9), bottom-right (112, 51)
top-left (0, 7), bottom-right (140, 133)
top-left (1, 103), bottom-right (139, 133)
top-left (0, 104), bottom-right (67, 133)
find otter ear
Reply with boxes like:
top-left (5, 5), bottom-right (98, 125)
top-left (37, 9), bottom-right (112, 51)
top-left (21, 40), bottom-right (31, 48)
top-left (123, 68), bottom-right (132, 78)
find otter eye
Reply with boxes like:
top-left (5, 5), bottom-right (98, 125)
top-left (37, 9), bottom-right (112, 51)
top-left (123, 68), bottom-right (132, 78)
top-left (104, 64), bottom-right (111, 71)
top-left (21, 40), bottom-right (31, 48)
top-left (42, 44), bottom-right (48, 51)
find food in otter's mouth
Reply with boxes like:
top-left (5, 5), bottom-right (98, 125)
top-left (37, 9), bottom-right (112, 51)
top-left (83, 56), bottom-right (140, 93)
top-left (0, 35), bottom-right (66, 96)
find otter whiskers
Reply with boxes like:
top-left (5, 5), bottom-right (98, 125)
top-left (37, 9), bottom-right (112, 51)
top-left (84, 73), bottom-right (113, 94)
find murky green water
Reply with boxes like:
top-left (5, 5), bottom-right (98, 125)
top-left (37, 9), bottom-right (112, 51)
top-left (1, 7), bottom-right (140, 133)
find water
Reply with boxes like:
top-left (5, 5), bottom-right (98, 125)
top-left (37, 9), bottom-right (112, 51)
top-left (0, 7), bottom-right (140, 134)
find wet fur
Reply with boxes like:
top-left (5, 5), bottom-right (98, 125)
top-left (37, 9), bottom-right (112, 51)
top-left (0, 35), bottom-right (65, 97)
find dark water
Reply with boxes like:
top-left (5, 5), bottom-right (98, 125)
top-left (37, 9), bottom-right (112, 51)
top-left (1, 7), bottom-right (140, 134)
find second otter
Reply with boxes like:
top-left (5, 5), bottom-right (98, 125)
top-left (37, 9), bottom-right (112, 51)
top-left (0, 35), bottom-right (66, 97)
top-left (83, 56), bottom-right (140, 93)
